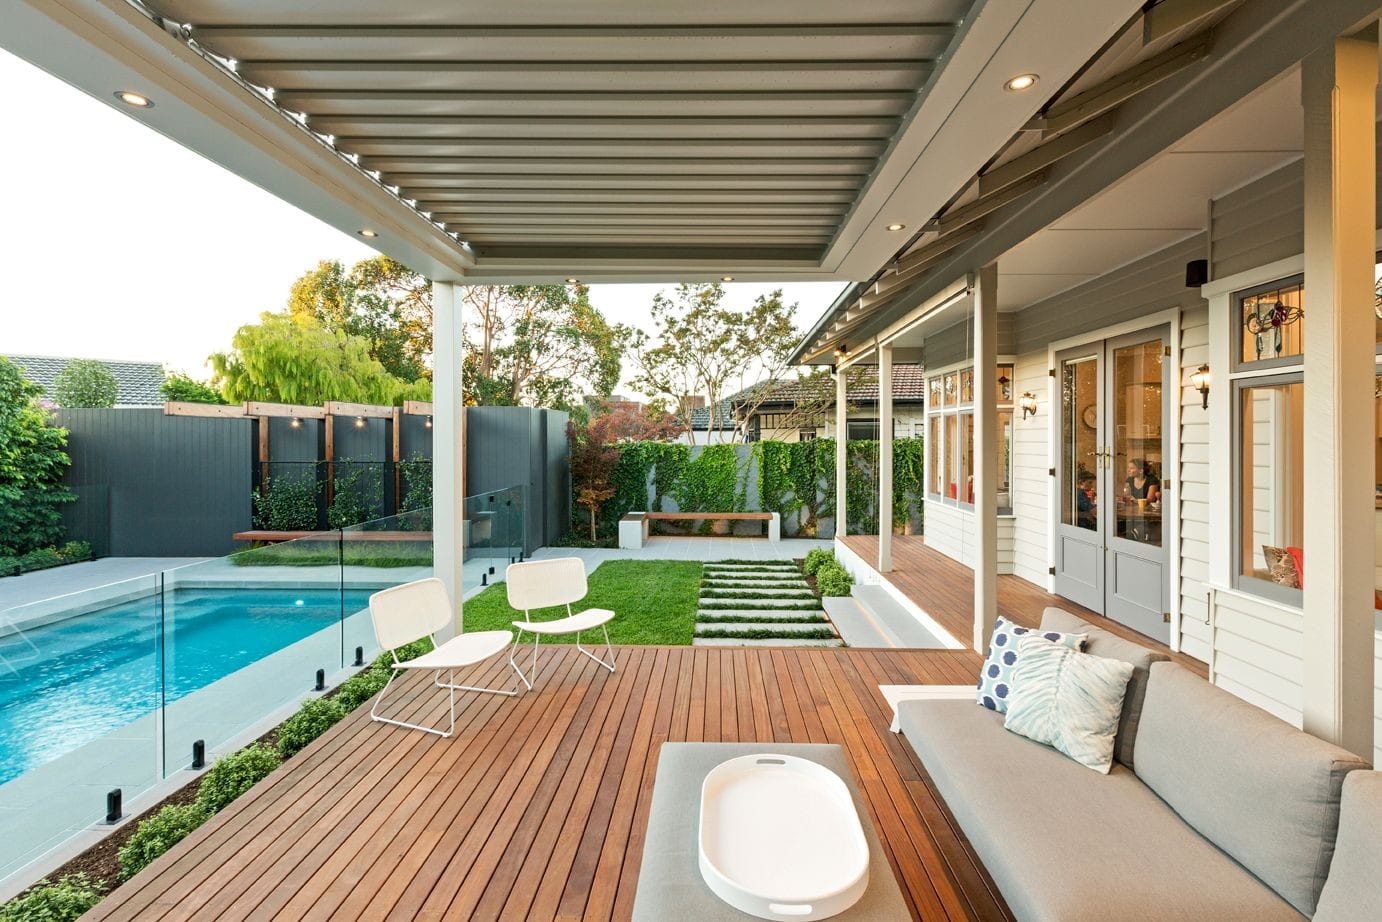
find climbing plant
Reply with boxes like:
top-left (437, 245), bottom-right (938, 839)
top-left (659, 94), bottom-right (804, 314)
top-left (893, 436), bottom-right (926, 532)
top-left (672, 443), bottom-right (740, 515)
top-left (845, 439), bottom-right (880, 535)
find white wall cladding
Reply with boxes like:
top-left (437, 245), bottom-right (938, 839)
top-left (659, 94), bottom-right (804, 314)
top-left (1010, 350), bottom-right (1050, 587)
top-left (1177, 307), bottom-right (1214, 665)
top-left (923, 502), bottom-right (1014, 572)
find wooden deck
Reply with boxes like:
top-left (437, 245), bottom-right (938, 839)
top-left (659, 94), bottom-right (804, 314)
top-left (88, 645), bottom-right (1013, 922)
top-left (840, 534), bottom-right (1206, 676)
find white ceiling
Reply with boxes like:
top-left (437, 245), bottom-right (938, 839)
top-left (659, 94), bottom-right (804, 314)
top-left (995, 69), bottom-right (1305, 311)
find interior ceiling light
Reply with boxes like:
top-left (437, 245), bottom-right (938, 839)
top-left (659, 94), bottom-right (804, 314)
top-left (565, 277), bottom-right (579, 284)
top-left (886, 223), bottom-right (906, 232)
top-left (1004, 73), bottom-right (1039, 92)
top-left (114, 90), bottom-right (153, 108)
top-left (357, 228), bottom-right (378, 238)
top-left (721, 276), bottom-right (735, 282)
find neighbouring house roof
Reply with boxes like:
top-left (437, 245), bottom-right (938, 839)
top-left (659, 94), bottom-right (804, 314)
top-left (688, 400), bottom-right (736, 431)
top-left (729, 364), bottom-right (927, 414)
top-left (5, 354), bottom-right (166, 407)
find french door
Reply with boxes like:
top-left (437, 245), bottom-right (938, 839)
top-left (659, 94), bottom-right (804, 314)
top-left (1053, 326), bottom-right (1170, 643)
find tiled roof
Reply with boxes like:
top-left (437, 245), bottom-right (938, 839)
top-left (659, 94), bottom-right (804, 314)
top-left (730, 364), bottom-right (926, 409)
top-left (5, 354), bottom-right (166, 407)
top-left (688, 399), bottom-right (735, 431)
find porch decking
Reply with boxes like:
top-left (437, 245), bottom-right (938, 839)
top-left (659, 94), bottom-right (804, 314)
top-left (87, 645), bottom-right (1011, 922)
top-left (840, 534), bottom-right (1206, 677)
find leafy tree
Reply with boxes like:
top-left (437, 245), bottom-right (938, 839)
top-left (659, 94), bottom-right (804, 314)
top-left (462, 284), bottom-right (626, 410)
top-left (569, 418), bottom-right (622, 541)
top-left (160, 371), bottom-right (226, 405)
top-left (53, 358), bottom-right (119, 408)
top-left (287, 256), bottom-right (432, 381)
top-left (210, 312), bottom-right (429, 406)
top-left (0, 358), bottom-right (75, 556)
top-left (631, 284), bottom-right (800, 442)
top-left (594, 401), bottom-right (682, 442)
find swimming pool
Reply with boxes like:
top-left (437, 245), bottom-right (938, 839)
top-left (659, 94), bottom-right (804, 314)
top-left (0, 587), bottom-right (372, 786)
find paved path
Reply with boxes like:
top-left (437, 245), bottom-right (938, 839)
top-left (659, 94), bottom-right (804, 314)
top-left (0, 557), bottom-right (209, 611)
top-left (694, 560), bottom-right (842, 647)
top-left (531, 536), bottom-right (830, 573)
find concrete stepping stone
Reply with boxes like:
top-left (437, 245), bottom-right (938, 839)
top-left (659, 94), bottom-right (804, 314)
top-left (695, 621), bottom-right (835, 635)
top-left (696, 608), bottom-right (828, 621)
top-left (698, 597), bottom-right (820, 608)
top-left (692, 637), bottom-right (844, 647)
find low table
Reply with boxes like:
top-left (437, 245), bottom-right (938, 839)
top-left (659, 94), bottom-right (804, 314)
top-left (879, 685), bottom-right (974, 732)
top-left (633, 742), bottom-right (910, 921)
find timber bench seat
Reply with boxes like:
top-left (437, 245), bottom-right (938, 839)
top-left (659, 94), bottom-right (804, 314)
top-left (618, 510), bottom-right (779, 549)
top-left (233, 529), bottom-right (433, 544)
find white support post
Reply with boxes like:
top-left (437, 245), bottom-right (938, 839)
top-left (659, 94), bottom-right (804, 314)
top-left (878, 342), bottom-right (894, 572)
top-left (835, 369), bottom-right (848, 538)
top-left (973, 265), bottom-right (999, 654)
top-left (432, 281), bottom-right (466, 638)
top-left (1301, 34), bottom-right (1376, 759)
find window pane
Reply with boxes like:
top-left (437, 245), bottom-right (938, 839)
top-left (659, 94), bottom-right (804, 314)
top-left (928, 415), bottom-right (943, 495)
top-left (997, 365), bottom-right (1014, 404)
top-left (944, 372), bottom-right (959, 405)
top-left (997, 409), bottom-right (1013, 515)
top-left (959, 368), bottom-right (974, 405)
top-left (943, 414), bottom-right (958, 502)
top-left (1113, 339), bottom-right (1164, 547)
top-left (959, 412), bottom-right (974, 505)
top-left (1061, 358), bottom-right (1099, 531)
top-left (928, 375), bottom-right (944, 409)
top-left (1239, 380), bottom-right (1304, 592)
top-left (1240, 280), bottom-right (1304, 365)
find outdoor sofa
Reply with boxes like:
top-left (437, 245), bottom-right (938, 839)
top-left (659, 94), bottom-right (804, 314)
top-left (897, 608), bottom-right (1379, 920)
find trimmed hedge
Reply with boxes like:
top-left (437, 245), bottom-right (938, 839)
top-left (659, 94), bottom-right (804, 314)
top-left (195, 744), bottom-right (282, 815)
top-left (117, 804), bottom-right (208, 881)
top-left (277, 698), bottom-right (347, 757)
top-left (803, 548), bottom-right (833, 576)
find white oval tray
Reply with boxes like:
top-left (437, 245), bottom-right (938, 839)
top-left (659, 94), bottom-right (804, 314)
top-left (698, 753), bottom-right (869, 921)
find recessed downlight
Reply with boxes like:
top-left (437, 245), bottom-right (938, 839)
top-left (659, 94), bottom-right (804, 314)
top-left (357, 228), bottom-right (378, 238)
top-left (1004, 73), bottom-right (1039, 92)
top-left (886, 223), bottom-right (906, 232)
top-left (721, 276), bottom-right (735, 282)
top-left (565, 277), bottom-right (579, 284)
top-left (114, 90), bottom-right (152, 108)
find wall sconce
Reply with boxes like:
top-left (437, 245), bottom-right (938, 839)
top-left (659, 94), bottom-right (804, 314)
top-left (424, 415), bottom-right (433, 429)
top-left (1019, 391), bottom-right (1038, 419)
top-left (833, 345), bottom-right (848, 361)
top-left (289, 417), bottom-right (301, 429)
top-left (354, 416), bottom-right (366, 429)
top-left (1191, 364), bottom-right (1211, 410)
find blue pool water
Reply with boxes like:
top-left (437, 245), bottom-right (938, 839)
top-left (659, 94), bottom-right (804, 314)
top-left (0, 587), bottom-right (373, 785)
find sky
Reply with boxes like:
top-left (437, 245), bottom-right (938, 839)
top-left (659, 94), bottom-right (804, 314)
top-left (0, 49), bottom-right (845, 398)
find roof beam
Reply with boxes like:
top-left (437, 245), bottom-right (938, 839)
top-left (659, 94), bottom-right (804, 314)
top-left (976, 112), bottom-right (1117, 197)
top-left (1142, 0), bottom-right (1236, 45)
top-left (191, 23), bottom-right (960, 40)
top-left (238, 59), bottom-right (935, 75)
top-left (924, 172), bottom-right (1048, 233)
top-left (273, 89), bottom-right (917, 103)
top-left (335, 136), bottom-right (888, 150)
top-left (308, 114), bottom-right (903, 130)
top-left (1023, 32), bottom-right (1214, 134)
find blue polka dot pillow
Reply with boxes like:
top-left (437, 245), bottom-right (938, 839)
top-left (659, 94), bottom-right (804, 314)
top-left (976, 617), bottom-right (1086, 713)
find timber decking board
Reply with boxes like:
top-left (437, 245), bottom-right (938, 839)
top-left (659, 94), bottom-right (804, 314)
top-left (87, 646), bottom-right (1013, 922)
top-left (840, 534), bottom-right (1208, 677)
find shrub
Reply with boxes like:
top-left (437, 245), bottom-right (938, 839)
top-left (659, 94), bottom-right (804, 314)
top-left (53, 359), bottom-right (118, 408)
top-left (160, 372), bottom-right (225, 405)
top-left (58, 540), bottom-right (91, 562)
top-left (334, 669), bottom-right (389, 712)
top-left (0, 358), bottom-right (75, 557)
top-left (19, 547), bottom-right (62, 571)
top-left (816, 561), bottom-right (854, 597)
top-left (803, 548), bottom-right (833, 576)
top-left (252, 473), bottom-right (319, 531)
top-left (0, 874), bottom-right (105, 921)
top-left (278, 697), bottom-right (347, 758)
top-left (117, 803), bottom-right (208, 880)
top-left (196, 744), bottom-right (282, 815)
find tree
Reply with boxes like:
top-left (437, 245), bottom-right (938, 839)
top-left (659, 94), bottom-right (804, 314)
top-left (568, 417), bottom-right (621, 541)
top-left (210, 312), bottom-right (429, 406)
top-left (461, 284), bottom-right (626, 410)
top-left (160, 371), bottom-right (227, 405)
top-left (287, 256), bottom-right (432, 381)
top-left (53, 359), bottom-right (119, 408)
top-left (595, 401), bottom-right (682, 442)
top-left (0, 357), bottom-right (74, 555)
top-left (631, 283), bottom-right (800, 442)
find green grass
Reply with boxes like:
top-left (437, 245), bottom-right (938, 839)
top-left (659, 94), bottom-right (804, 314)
top-left (694, 628), bottom-right (838, 640)
top-left (464, 559), bottom-right (704, 645)
top-left (694, 614), bottom-right (827, 624)
top-left (230, 541), bottom-right (433, 568)
top-left (699, 590), bottom-right (815, 600)
top-left (697, 601), bottom-right (823, 611)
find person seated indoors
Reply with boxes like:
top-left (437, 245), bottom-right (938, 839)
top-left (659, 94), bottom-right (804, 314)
top-left (1124, 458), bottom-right (1161, 505)
top-left (1076, 472), bottom-right (1097, 529)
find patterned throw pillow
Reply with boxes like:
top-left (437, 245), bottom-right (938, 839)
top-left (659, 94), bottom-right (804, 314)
top-left (1004, 635), bottom-right (1135, 773)
top-left (1262, 546), bottom-right (1300, 588)
top-left (975, 617), bottom-right (1086, 713)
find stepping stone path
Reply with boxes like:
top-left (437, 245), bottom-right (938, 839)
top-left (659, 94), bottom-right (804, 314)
top-left (693, 560), bottom-right (843, 647)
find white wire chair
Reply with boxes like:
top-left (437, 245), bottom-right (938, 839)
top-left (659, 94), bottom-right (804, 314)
top-left (506, 557), bottom-right (616, 690)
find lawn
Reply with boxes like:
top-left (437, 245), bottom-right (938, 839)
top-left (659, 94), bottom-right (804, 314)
top-left (463, 559), bottom-right (703, 645)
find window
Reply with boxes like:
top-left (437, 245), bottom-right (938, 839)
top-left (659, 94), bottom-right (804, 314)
top-left (926, 363), bottom-right (1014, 512)
top-left (1230, 275), bottom-right (1305, 604)
top-left (798, 429), bottom-right (817, 441)
top-left (847, 419), bottom-right (879, 441)
top-left (1236, 276), bottom-right (1304, 370)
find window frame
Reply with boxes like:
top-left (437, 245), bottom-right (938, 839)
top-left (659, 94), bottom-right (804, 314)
top-left (1231, 273), bottom-right (1305, 374)
top-left (925, 360), bottom-right (1015, 513)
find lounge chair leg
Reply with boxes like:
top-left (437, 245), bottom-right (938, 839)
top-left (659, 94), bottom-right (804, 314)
top-left (435, 665), bottom-right (520, 697)
top-left (370, 667), bottom-right (456, 738)
top-left (575, 625), bottom-right (617, 674)
top-left (508, 628), bottom-right (538, 691)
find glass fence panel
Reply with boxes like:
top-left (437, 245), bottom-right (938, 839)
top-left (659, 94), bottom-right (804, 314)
top-left (0, 574), bottom-right (161, 881)
top-left (158, 532), bottom-right (344, 776)
top-left (339, 511), bottom-right (434, 665)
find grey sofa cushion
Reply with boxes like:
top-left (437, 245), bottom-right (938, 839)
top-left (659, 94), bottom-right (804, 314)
top-left (898, 698), bottom-right (1303, 921)
top-left (1315, 770), bottom-right (1382, 920)
top-left (1133, 662), bottom-right (1369, 917)
top-left (1039, 607), bottom-right (1168, 769)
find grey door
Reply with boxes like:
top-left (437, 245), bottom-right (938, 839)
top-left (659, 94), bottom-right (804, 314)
top-left (1053, 349), bottom-right (1104, 612)
top-left (1052, 328), bottom-right (1170, 643)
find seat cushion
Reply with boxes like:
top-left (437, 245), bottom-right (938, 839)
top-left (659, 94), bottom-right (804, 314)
top-left (515, 607), bottom-right (615, 635)
top-left (1039, 607), bottom-right (1169, 769)
top-left (1314, 771), bottom-right (1382, 920)
top-left (898, 699), bottom-right (1303, 921)
top-left (1133, 663), bottom-right (1370, 917)
top-left (404, 629), bottom-right (513, 669)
